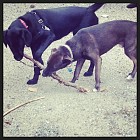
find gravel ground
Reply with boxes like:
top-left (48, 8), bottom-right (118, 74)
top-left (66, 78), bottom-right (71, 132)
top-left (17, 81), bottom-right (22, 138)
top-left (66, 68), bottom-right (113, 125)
top-left (3, 3), bottom-right (137, 137)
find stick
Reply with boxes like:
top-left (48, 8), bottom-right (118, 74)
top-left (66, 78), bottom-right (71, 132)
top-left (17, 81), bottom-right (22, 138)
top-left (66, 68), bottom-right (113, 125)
top-left (23, 54), bottom-right (89, 93)
top-left (51, 73), bottom-right (89, 93)
top-left (3, 97), bottom-right (45, 117)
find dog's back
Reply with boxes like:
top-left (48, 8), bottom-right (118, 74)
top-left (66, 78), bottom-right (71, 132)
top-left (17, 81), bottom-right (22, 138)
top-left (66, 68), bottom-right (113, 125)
top-left (33, 4), bottom-right (104, 38)
top-left (65, 20), bottom-right (137, 90)
top-left (68, 20), bottom-right (136, 55)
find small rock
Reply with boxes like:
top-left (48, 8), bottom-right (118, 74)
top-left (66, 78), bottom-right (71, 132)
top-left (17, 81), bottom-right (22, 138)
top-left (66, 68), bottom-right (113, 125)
top-left (30, 5), bottom-right (35, 8)
top-left (101, 14), bottom-right (109, 18)
top-left (28, 87), bottom-right (38, 92)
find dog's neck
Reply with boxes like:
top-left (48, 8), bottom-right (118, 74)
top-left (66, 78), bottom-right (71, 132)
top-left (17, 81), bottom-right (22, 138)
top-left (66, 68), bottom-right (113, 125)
top-left (19, 19), bottom-right (28, 29)
top-left (63, 44), bottom-right (74, 59)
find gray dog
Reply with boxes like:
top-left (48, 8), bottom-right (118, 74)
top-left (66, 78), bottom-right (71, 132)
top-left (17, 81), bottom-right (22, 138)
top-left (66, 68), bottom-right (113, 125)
top-left (42, 20), bottom-right (137, 91)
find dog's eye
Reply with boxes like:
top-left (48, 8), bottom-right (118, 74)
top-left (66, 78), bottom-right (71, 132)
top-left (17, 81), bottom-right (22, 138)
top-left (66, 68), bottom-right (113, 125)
top-left (54, 62), bottom-right (62, 69)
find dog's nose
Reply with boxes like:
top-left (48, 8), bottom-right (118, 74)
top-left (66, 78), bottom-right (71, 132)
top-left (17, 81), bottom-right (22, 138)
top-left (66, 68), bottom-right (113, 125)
top-left (42, 70), bottom-right (50, 77)
top-left (14, 55), bottom-right (23, 61)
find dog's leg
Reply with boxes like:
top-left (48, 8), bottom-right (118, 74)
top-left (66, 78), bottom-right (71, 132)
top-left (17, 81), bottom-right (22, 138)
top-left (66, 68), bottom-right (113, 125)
top-left (73, 12), bottom-right (98, 77)
top-left (125, 48), bottom-right (137, 80)
top-left (87, 51), bottom-right (102, 91)
top-left (84, 61), bottom-right (94, 76)
top-left (93, 56), bottom-right (102, 91)
top-left (124, 38), bottom-right (137, 80)
top-left (27, 66), bottom-right (41, 85)
top-left (71, 58), bottom-right (85, 83)
top-left (27, 32), bottom-right (55, 85)
top-left (27, 47), bottom-right (44, 85)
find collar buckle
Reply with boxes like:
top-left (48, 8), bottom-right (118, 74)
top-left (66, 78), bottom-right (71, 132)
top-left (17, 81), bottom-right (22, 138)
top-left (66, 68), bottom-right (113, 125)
top-left (38, 19), bottom-right (43, 24)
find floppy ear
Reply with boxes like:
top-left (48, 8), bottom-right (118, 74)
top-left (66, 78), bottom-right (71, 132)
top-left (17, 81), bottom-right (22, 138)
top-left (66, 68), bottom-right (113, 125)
top-left (3, 30), bottom-right (8, 47)
top-left (62, 55), bottom-right (73, 64)
top-left (20, 29), bottom-right (32, 46)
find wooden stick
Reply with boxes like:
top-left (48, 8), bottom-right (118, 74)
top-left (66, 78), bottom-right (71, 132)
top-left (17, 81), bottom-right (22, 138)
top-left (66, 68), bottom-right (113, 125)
top-left (23, 54), bottom-right (89, 93)
top-left (3, 97), bottom-right (45, 117)
top-left (51, 73), bottom-right (89, 93)
top-left (24, 54), bottom-right (45, 70)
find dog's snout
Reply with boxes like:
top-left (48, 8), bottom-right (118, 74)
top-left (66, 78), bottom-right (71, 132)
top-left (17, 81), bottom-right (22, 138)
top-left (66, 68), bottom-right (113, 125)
top-left (14, 55), bottom-right (23, 61)
top-left (42, 69), bottom-right (51, 77)
top-left (42, 72), bottom-right (47, 77)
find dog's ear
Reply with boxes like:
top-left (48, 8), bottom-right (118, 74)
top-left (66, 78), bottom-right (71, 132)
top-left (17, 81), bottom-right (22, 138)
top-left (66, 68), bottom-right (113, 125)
top-left (20, 29), bottom-right (32, 46)
top-left (3, 30), bottom-right (8, 47)
top-left (63, 55), bottom-right (73, 64)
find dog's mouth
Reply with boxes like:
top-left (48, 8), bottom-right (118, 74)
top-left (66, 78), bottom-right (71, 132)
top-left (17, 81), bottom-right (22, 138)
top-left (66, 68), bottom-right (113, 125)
top-left (42, 70), bottom-right (56, 77)
top-left (42, 72), bottom-right (51, 77)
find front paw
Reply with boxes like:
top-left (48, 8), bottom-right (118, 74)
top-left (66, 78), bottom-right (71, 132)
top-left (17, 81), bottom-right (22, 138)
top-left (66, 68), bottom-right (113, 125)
top-left (93, 84), bottom-right (100, 92)
top-left (27, 79), bottom-right (38, 85)
top-left (92, 88), bottom-right (98, 92)
top-left (70, 78), bottom-right (77, 83)
top-left (70, 80), bottom-right (75, 83)
top-left (126, 74), bottom-right (133, 81)
top-left (83, 71), bottom-right (93, 77)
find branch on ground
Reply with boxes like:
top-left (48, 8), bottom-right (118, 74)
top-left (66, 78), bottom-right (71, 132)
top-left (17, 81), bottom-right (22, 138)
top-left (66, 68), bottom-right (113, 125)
top-left (23, 54), bottom-right (89, 93)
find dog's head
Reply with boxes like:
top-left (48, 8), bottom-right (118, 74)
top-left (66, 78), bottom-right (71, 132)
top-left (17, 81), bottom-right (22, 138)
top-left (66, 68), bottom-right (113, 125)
top-left (42, 48), bottom-right (73, 77)
top-left (3, 26), bottom-right (32, 61)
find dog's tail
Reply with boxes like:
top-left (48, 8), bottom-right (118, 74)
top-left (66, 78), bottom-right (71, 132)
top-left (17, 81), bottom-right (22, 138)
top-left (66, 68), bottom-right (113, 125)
top-left (88, 3), bottom-right (104, 12)
top-left (127, 3), bottom-right (137, 8)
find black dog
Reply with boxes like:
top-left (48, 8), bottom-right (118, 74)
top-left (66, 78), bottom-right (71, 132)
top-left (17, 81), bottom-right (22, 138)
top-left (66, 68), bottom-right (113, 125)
top-left (3, 3), bottom-right (104, 85)
top-left (42, 20), bottom-right (137, 91)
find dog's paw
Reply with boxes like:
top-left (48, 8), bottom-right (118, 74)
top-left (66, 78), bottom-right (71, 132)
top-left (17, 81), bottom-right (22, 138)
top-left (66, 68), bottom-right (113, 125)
top-left (92, 88), bottom-right (98, 92)
top-left (27, 79), bottom-right (38, 85)
top-left (70, 80), bottom-right (76, 83)
top-left (83, 72), bottom-right (93, 77)
top-left (126, 75), bottom-right (133, 81)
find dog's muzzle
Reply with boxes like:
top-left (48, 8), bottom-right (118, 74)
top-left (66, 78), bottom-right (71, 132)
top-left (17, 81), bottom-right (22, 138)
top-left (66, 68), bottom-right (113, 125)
top-left (14, 54), bottom-right (23, 61)
top-left (42, 70), bottom-right (51, 77)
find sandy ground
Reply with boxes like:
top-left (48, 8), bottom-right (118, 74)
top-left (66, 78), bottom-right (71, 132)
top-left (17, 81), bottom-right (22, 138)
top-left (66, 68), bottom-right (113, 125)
top-left (3, 3), bottom-right (137, 137)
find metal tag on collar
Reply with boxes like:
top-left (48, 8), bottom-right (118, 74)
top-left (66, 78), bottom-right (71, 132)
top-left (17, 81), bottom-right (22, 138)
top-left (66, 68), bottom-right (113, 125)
top-left (42, 26), bottom-right (50, 31)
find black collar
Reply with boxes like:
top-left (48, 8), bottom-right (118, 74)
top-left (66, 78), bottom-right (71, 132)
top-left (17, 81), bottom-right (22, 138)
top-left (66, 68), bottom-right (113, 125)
top-left (30, 11), bottom-right (50, 31)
